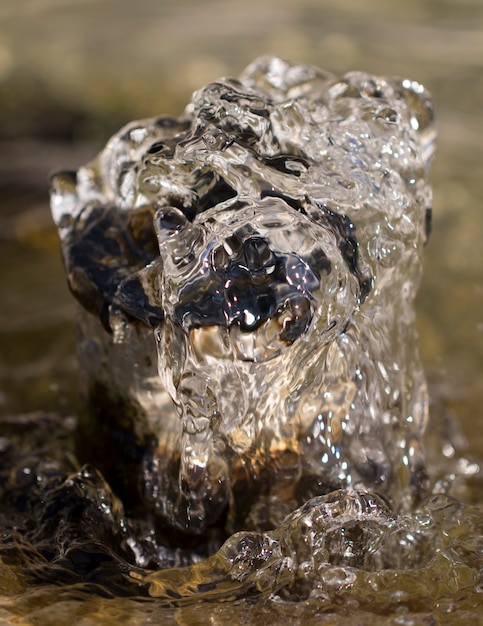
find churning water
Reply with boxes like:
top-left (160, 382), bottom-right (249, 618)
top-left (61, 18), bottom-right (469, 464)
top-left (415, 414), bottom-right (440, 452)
top-left (1, 55), bottom-right (482, 626)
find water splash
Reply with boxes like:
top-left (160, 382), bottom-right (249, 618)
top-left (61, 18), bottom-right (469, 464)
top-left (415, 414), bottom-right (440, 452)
top-left (49, 56), bottom-right (436, 540)
top-left (0, 410), bottom-right (481, 622)
top-left (6, 54), bottom-right (482, 625)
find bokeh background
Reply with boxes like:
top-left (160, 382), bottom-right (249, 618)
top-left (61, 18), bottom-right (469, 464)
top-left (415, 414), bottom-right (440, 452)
top-left (1, 0), bottom-right (482, 458)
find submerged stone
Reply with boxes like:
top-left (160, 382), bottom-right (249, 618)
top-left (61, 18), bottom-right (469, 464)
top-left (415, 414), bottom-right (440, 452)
top-left (50, 56), bottom-right (436, 538)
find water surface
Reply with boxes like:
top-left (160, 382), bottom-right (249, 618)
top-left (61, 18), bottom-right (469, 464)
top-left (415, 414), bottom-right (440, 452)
top-left (0, 1), bottom-right (482, 624)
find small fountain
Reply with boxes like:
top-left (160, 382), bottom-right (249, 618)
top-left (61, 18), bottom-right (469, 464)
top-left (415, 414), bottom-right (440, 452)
top-left (2, 55), bottom-right (482, 624)
top-left (50, 56), bottom-right (435, 545)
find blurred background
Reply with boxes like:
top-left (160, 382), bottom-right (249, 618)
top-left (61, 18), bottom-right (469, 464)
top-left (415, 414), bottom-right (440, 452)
top-left (0, 0), bottom-right (482, 457)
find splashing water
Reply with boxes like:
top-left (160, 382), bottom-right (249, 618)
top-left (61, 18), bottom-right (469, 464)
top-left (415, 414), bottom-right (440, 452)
top-left (51, 55), bottom-right (435, 533)
top-left (1, 57), bottom-right (482, 623)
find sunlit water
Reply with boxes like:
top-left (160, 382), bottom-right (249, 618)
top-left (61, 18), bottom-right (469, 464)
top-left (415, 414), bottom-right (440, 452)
top-left (2, 57), bottom-right (483, 626)
top-left (0, 409), bottom-right (482, 625)
top-left (1, 4), bottom-right (483, 625)
top-left (51, 56), bottom-right (435, 534)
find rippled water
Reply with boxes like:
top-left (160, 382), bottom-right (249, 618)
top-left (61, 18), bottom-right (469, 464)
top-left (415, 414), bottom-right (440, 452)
top-left (1, 2), bottom-right (483, 624)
